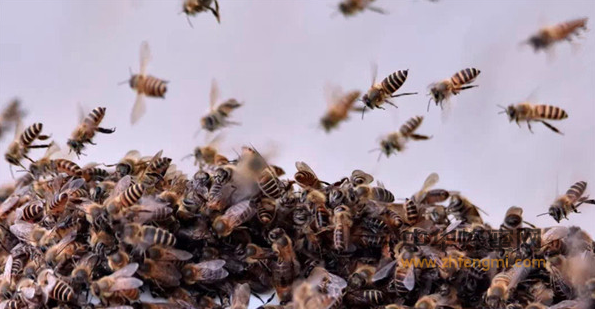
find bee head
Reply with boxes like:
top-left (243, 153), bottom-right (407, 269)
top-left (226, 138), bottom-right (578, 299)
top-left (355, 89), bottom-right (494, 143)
top-left (527, 33), bottom-right (549, 51)
top-left (320, 115), bottom-right (333, 132)
top-left (338, 3), bottom-right (349, 14)
top-left (362, 89), bottom-right (379, 109)
top-left (380, 139), bottom-right (393, 157)
top-left (67, 139), bottom-right (84, 155)
top-left (348, 273), bottom-right (365, 289)
top-left (201, 116), bottom-right (216, 132)
top-left (116, 163), bottom-right (132, 177)
top-left (129, 75), bottom-right (139, 89)
top-left (548, 206), bottom-right (563, 223)
top-left (212, 218), bottom-right (228, 235)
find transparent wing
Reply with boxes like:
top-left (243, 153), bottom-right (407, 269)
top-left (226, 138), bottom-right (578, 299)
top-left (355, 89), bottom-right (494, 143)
top-left (130, 93), bottom-right (146, 125)
top-left (2, 255), bottom-right (12, 281)
top-left (125, 150), bottom-right (141, 160)
top-left (415, 172), bottom-right (439, 201)
top-left (351, 169), bottom-right (374, 185)
top-left (403, 266), bottom-right (415, 291)
top-left (324, 82), bottom-right (343, 108)
top-left (110, 262), bottom-right (139, 278)
top-left (209, 79), bottom-right (220, 112)
top-left (61, 177), bottom-right (86, 193)
top-left (109, 277), bottom-right (143, 292)
top-left (372, 260), bottom-right (396, 282)
top-left (542, 226), bottom-right (570, 241)
top-left (43, 142), bottom-right (61, 160)
top-left (155, 248), bottom-right (192, 261)
top-left (295, 161), bottom-right (316, 176)
top-left (231, 283), bottom-right (251, 308)
top-left (0, 195), bottom-right (19, 217)
top-left (370, 62), bottom-right (378, 86)
top-left (9, 222), bottom-right (35, 242)
top-left (110, 175), bottom-right (132, 199)
top-left (197, 259), bottom-right (226, 270)
top-left (77, 102), bottom-right (86, 124)
top-left (139, 41), bottom-right (151, 76)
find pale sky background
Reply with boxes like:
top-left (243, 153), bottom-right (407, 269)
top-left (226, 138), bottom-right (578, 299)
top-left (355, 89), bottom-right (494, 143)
top-left (1, 1), bottom-right (594, 306)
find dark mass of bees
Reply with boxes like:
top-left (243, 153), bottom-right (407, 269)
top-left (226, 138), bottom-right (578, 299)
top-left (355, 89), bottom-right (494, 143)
top-left (0, 1), bottom-right (594, 309)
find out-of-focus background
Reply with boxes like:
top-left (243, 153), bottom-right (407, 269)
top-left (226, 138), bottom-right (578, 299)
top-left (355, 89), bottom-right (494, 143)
top-left (0, 0), bottom-right (594, 274)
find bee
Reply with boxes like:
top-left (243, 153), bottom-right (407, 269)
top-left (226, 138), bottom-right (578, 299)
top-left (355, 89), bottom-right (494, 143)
top-left (104, 175), bottom-right (145, 216)
top-left (404, 198), bottom-right (419, 225)
top-left (374, 116), bottom-right (431, 158)
top-left (122, 223), bottom-right (176, 251)
top-left (107, 248), bottom-right (130, 272)
top-left (306, 267), bottom-right (346, 307)
top-left (255, 197), bottom-right (276, 225)
top-left (37, 268), bottom-right (75, 303)
top-left (81, 163), bottom-right (110, 182)
top-left (44, 177), bottom-right (86, 217)
top-left (128, 41), bottom-right (168, 125)
top-left (428, 68), bottom-right (481, 110)
top-left (444, 193), bottom-right (487, 232)
top-left (332, 205), bottom-right (353, 252)
top-left (200, 79), bottom-right (242, 132)
top-left (538, 181), bottom-right (594, 222)
top-left (245, 243), bottom-right (275, 264)
top-left (112, 150), bottom-right (149, 178)
top-left (348, 264), bottom-right (376, 289)
top-left (320, 85), bottom-right (361, 132)
top-left (305, 190), bottom-right (331, 232)
top-left (181, 259), bottom-right (229, 285)
top-left (355, 182), bottom-right (395, 203)
top-left (145, 246), bottom-right (192, 262)
top-left (0, 98), bottom-right (26, 140)
top-left (139, 150), bottom-right (172, 187)
top-left (1, 255), bottom-right (15, 298)
top-left (525, 18), bottom-right (589, 52)
top-left (137, 258), bottom-right (182, 287)
top-left (501, 206), bottom-right (536, 230)
top-left (498, 102), bottom-right (568, 134)
top-left (5, 123), bottom-right (52, 169)
top-left (344, 289), bottom-right (385, 307)
top-left (91, 263), bottom-right (143, 304)
top-left (258, 166), bottom-right (285, 199)
top-left (361, 66), bottom-right (417, 115)
top-left (230, 283), bottom-right (250, 309)
top-left (350, 169), bottom-right (374, 186)
top-left (295, 161), bottom-right (324, 189)
top-left (485, 264), bottom-right (529, 308)
top-left (19, 200), bottom-right (44, 223)
top-left (67, 107), bottom-right (115, 156)
top-left (123, 196), bottom-right (172, 224)
top-left (336, 0), bottom-right (386, 17)
top-left (185, 135), bottom-right (228, 169)
top-left (44, 232), bottom-right (80, 268)
top-left (183, 0), bottom-right (220, 24)
top-left (71, 253), bottom-right (100, 290)
top-left (528, 281), bottom-right (553, 306)
top-left (212, 200), bottom-right (256, 237)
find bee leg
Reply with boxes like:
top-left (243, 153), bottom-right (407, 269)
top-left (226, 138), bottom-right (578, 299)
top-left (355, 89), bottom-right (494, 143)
top-left (391, 92), bottom-right (418, 98)
top-left (208, 0), bottom-right (220, 23)
top-left (22, 154), bottom-right (35, 163)
top-left (27, 143), bottom-right (52, 149)
top-left (527, 122), bottom-right (534, 133)
top-left (37, 134), bottom-right (51, 140)
top-left (384, 100), bottom-right (398, 108)
top-left (86, 139), bottom-right (97, 145)
top-left (540, 121), bottom-right (564, 135)
top-left (96, 127), bottom-right (116, 134)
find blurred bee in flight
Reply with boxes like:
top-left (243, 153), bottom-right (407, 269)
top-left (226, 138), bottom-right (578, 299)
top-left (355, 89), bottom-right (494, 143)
top-left (335, 0), bottom-right (387, 17)
top-left (67, 106), bottom-right (115, 156)
top-left (538, 181), bottom-right (595, 223)
top-left (361, 64), bottom-right (417, 118)
top-left (199, 79), bottom-right (242, 133)
top-left (320, 84), bottom-right (362, 132)
top-left (428, 68), bottom-right (481, 111)
top-left (0, 98), bottom-right (26, 140)
top-left (371, 115), bottom-right (431, 159)
top-left (525, 17), bottom-right (588, 52)
top-left (125, 41), bottom-right (168, 125)
top-left (4, 122), bottom-right (52, 172)
top-left (183, 0), bottom-right (220, 25)
top-left (183, 134), bottom-right (229, 170)
top-left (498, 101), bottom-right (568, 134)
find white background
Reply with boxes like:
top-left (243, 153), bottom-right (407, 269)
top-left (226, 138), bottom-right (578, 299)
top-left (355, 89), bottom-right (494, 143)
top-left (1, 1), bottom-right (594, 307)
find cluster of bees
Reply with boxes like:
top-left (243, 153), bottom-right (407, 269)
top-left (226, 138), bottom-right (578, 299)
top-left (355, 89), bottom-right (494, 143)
top-left (0, 1), bottom-right (593, 309)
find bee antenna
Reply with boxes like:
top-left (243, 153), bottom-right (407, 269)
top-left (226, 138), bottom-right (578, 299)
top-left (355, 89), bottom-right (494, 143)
top-left (181, 154), bottom-right (194, 161)
top-left (186, 15), bottom-right (194, 28)
top-left (361, 105), bottom-right (366, 119)
top-left (427, 98), bottom-right (432, 112)
top-left (377, 152), bottom-right (383, 162)
top-left (536, 213), bottom-right (549, 217)
top-left (368, 148), bottom-right (381, 153)
top-left (9, 165), bottom-right (14, 179)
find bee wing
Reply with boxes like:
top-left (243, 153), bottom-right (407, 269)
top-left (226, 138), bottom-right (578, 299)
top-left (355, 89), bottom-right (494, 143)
top-left (231, 283), bottom-right (251, 308)
top-left (472, 204), bottom-right (489, 216)
top-left (42, 142), bottom-right (61, 159)
top-left (326, 272), bottom-right (348, 298)
top-left (109, 277), bottom-right (144, 292)
top-left (53, 231), bottom-right (76, 252)
top-left (130, 93), bottom-right (146, 125)
top-left (13, 117), bottom-right (24, 141)
top-left (110, 262), bottom-right (139, 279)
top-left (139, 260), bottom-right (181, 287)
top-left (324, 83), bottom-right (343, 107)
top-left (403, 266), bottom-right (416, 291)
top-left (197, 259), bottom-right (226, 270)
top-left (0, 195), bottom-right (19, 217)
top-left (9, 221), bottom-right (36, 242)
top-left (372, 259), bottom-right (396, 282)
top-left (109, 175), bottom-right (132, 199)
top-left (207, 133), bottom-right (224, 148)
top-left (155, 248), bottom-right (193, 261)
top-left (376, 181), bottom-right (385, 188)
top-left (542, 226), bottom-right (570, 241)
top-left (139, 41), bottom-right (151, 76)
top-left (209, 79), bottom-right (220, 112)
top-left (124, 150), bottom-right (141, 160)
top-left (443, 218), bottom-right (463, 235)
top-left (370, 62), bottom-right (378, 86)
top-left (2, 254), bottom-right (12, 281)
top-left (61, 177), bottom-right (85, 193)
top-left (295, 161), bottom-right (316, 177)
top-left (351, 169), bottom-right (374, 185)
top-left (414, 172), bottom-right (439, 202)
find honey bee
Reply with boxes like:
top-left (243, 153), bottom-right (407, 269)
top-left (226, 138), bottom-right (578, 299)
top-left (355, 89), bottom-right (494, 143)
top-left (122, 196), bottom-right (171, 224)
top-left (332, 205), bottom-right (353, 252)
top-left (44, 232), bottom-right (81, 267)
top-left (348, 264), bottom-right (376, 289)
top-left (212, 200), bottom-right (256, 237)
top-left (71, 253), bottom-right (99, 290)
top-left (137, 258), bottom-right (182, 287)
top-left (0, 98), bottom-right (26, 140)
top-left (44, 177), bottom-right (86, 217)
top-left (525, 18), bottom-right (589, 52)
top-left (5, 123), bottom-right (52, 170)
top-left (230, 283), bottom-right (250, 309)
top-left (361, 66), bottom-right (417, 115)
top-left (255, 197), bottom-right (276, 225)
top-left (485, 263), bottom-right (530, 308)
top-left (128, 41), bottom-right (168, 125)
top-left (145, 246), bottom-right (192, 262)
top-left (374, 116), bottom-right (431, 158)
top-left (139, 150), bottom-right (172, 187)
top-left (104, 175), bottom-right (145, 216)
top-left (67, 107), bottom-right (115, 156)
top-left (501, 206), bottom-right (536, 230)
top-left (295, 161), bottom-right (324, 189)
top-left (122, 223), bottom-right (176, 252)
top-left (0, 255), bottom-right (15, 298)
top-left (91, 263), bottom-right (143, 304)
top-left (200, 79), bottom-right (242, 132)
top-left (181, 259), bottom-right (229, 285)
top-left (336, 0), bottom-right (386, 17)
top-left (307, 266), bottom-right (347, 307)
top-left (538, 181), bottom-right (594, 223)
top-left (498, 102), bottom-right (568, 134)
top-left (528, 281), bottom-right (553, 306)
top-left (320, 85), bottom-right (362, 132)
top-left (112, 150), bottom-right (149, 178)
top-left (291, 280), bottom-right (335, 309)
top-left (444, 193), bottom-right (487, 233)
top-left (37, 268), bottom-right (76, 303)
top-left (428, 68), bottom-right (481, 110)
top-left (183, 0), bottom-right (220, 24)
top-left (185, 135), bottom-right (228, 169)
top-left (107, 248), bottom-right (131, 272)
top-left (354, 182), bottom-right (395, 203)
top-left (30, 146), bottom-right (84, 179)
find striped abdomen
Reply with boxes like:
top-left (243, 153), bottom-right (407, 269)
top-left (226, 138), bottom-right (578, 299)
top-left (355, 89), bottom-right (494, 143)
top-left (120, 183), bottom-right (145, 208)
top-left (144, 226), bottom-right (176, 247)
top-left (49, 279), bottom-right (74, 302)
top-left (393, 268), bottom-right (413, 295)
top-left (450, 68), bottom-right (480, 86)
top-left (387, 209), bottom-right (404, 229)
top-left (138, 75), bottom-right (167, 97)
top-left (372, 187), bottom-right (394, 203)
top-left (551, 18), bottom-right (588, 40)
top-left (259, 169), bottom-right (282, 199)
top-left (83, 167), bottom-right (109, 181)
top-left (86, 107), bottom-right (106, 126)
top-left (117, 288), bottom-right (140, 301)
top-left (404, 199), bottom-right (419, 224)
top-left (48, 192), bottom-right (69, 213)
top-left (315, 204), bottom-right (331, 230)
top-left (333, 207), bottom-right (351, 252)
top-left (381, 70), bottom-right (409, 94)
top-left (565, 181), bottom-right (587, 202)
top-left (295, 170), bottom-right (318, 188)
top-left (399, 115), bottom-right (423, 136)
top-left (53, 159), bottom-right (82, 177)
top-left (19, 123), bottom-right (43, 146)
top-left (11, 258), bottom-right (24, 276)
top-left (22, 202), bottom-right (44, 222)
top-left (149, 157), bottom-right (172, 174)
top-left (256, 199), bottom-right (276, 224)
top-left (533, 105), bottom-right (568, 120)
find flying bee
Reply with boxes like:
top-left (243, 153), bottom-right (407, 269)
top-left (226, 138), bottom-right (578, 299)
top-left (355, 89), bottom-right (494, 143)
top-left (200, 79), bottom-right (242, 133)
top-left (428, 68), bottom-right (481, 110)
top-left (485, 264), bottom-right (530, 309)
top-left (5, 122), bottom-right (52, 170)
top-left (498, 102), bottom-right (568, 134)
top-left (373, 115), bottom-right (431, 159)
top-left (37, 269), bottom-right (75, 303)
top-left (91, 263), bottom-right (143, 304)
top-left (212, 200), bottom-right (256, 237)
top-left (538, 181), bottom-right (594, 222)
top-left (67, 107), bottom-right (115, 156)
top-left (230, 283), bottom-right (250, 309)
top-left (525, 18), bottom-right (588, 52)
top-left (0, 98), bottom-right (26, 140)
top-left (127, 41), bottom-right (168, 125)
top-left (361, 66), bottom-right (417, 116)
top-left (122, 223), bottom-right (176, 252)
top-left (181, 259), bottom-right (229, 285)
top-left (184, 134), bottom-right (228, 169)
top-left (335, 0), bottom-right (387, 17)
top-left (320, 85), bottom-right (362, 132)
top-left (183, 0), bottom-right (220, 24)
top-left (332, 205), bottom-right (353, 252)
